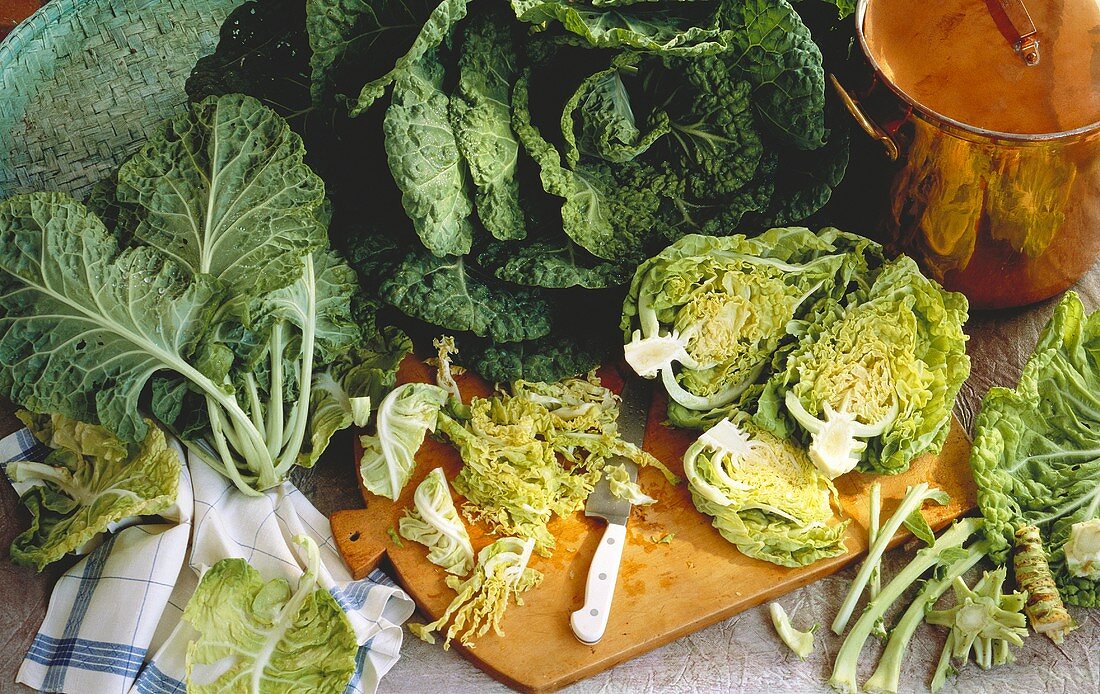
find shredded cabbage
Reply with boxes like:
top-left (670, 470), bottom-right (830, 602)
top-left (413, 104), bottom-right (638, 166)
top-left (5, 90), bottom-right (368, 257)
top-left (409, 536), bottom-right (542, 649)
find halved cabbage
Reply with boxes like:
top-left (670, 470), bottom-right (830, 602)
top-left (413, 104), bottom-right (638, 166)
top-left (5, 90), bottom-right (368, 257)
top-left (621, 227), bottom-right (880, 429)
top-left (756, 255), bottom-right (969, 476)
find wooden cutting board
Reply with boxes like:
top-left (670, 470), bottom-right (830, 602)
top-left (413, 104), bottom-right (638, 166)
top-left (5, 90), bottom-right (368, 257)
top-left (331, 358), bottom-right (976, 693)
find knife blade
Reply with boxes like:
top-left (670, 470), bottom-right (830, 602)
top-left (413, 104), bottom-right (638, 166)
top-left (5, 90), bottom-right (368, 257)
top-left (570, 377), bottom-right (651, 645)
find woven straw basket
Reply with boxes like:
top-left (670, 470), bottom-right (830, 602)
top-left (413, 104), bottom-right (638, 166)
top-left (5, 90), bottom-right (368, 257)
top-left (0, 0), bottom-right (241, 198)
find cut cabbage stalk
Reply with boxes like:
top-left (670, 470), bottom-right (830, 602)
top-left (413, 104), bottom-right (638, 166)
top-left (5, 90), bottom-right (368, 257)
top-left (784, 391), bottom-right (899, 479)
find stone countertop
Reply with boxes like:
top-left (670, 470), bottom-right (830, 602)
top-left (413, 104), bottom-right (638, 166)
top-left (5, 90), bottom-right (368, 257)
top-left (2, 277), bottom-right (1099, 694)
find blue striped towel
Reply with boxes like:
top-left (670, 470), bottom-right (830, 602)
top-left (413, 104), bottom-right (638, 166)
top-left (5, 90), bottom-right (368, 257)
top-left (2, 427), bottom-right (414, 694)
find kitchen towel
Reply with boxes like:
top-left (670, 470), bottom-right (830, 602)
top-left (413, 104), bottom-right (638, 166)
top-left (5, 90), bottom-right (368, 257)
top-left (1, 426), bottom-right (414, 694)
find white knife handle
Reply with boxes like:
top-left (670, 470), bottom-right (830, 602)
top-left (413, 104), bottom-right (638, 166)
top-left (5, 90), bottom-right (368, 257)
top-left (571, 522), bottom-right (627, 645)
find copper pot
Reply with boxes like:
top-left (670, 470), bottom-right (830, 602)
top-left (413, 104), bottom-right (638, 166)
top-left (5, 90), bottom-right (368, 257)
top-left (836, 0), bottom-right (1100, 309)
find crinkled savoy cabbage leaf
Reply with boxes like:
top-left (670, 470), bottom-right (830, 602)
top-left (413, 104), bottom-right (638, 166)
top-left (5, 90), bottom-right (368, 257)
top-left (346, 0), bottom-right (474, 114)
top-left (9, 412), bottom-right (180, 571)
top-left (450, 9), bottom-right (526, 241)
top-left (399, 467), bottom-right (475, 575)
top-left (184, 536), bottom-right (358, 693)
top-left (509, 0), bottom-right (727, 54)
top-left (459, 333), bottom-right (608, 385)
top-left (383, 51), bottom-right (475, 258)
top-left (360, 383), bottom-right (450, 500)
top-left (971, 292), bottom-right (1100, 606)
top-left (512, 72), bottom-right (667, 264)
top-left (478, 239), bottom-right (627, 289)
top-left (720, 0), bottom-right (826, 150)
top-left (561, 58), bottom-right (670, 167)
top-left (379, 250), bottom-right (553, 343)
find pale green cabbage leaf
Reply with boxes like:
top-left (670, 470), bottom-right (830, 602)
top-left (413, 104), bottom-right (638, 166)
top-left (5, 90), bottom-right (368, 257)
top-left (117, 94), bottom-right (327, 297)
top-left (399, 467), bottom-right (474, 575)
top-left (360, 383), bottom-right (450, 500)
top-left (970, 291), bottom-right (1100, 606)
top-left (683, 416), bottom-right (847, 567)
top-left (436, 371), bottom-right (675, 555)
top-left (606, 463), bottom-right (656, 506)
top-left (9, 412), bottom-right (180, 571)
top-left (184, 535), bottom-right (358, 693)
top-left (0, 192), bottom-right (221, 445)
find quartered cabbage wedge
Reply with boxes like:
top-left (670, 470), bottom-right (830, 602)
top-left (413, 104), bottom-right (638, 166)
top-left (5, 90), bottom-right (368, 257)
top-left (757, 255), bottom-right (969, 477)
top-left (683, 416), bottom-right (847, 567)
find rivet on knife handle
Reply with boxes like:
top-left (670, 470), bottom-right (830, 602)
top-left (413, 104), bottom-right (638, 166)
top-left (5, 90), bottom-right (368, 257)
top-left (570, 522), bottom-right (628, 645)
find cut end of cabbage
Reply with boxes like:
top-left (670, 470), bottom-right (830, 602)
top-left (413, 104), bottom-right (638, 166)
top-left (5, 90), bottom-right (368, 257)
top-left (623, 330), bottom-right (692, 379)
top-left (784, 392), bottom-right (900, 478)
top-left (699, 419), bottom-right (758, 461)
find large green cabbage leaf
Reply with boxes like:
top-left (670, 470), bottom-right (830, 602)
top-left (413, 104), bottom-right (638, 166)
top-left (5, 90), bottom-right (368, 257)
top-left (383, 50), bottom-right (475, 258)
top-left (621, 227), bottom-right (880, 429)
top-left (477, 239), bottom-right (628, 290)
top-left (0, 192), bottom-right (221, 444)
top-left (117, 94), bottom-right (327, 297)
top-left (509, 0), bottom-right (728, 54)
top-left (457, 332), bottom-right (609, 385)
top-left (971, 292), bottom-right (1100, 607)
top-left (450, 9), bottom-right (526, 241)
top-left (360, 383), bottom-right (450, 500)
top-left (190, 0), bottom-right (852, 385)
top-left (8, 412), bottom-right (180, 571)
top-left (327, 0), bottom-right (474, 114)
top-left (378, 250), bottom-right (553, 343)
top-left (719, 0), bottom-right (825, 150)
top-left (183, 536), bottom-right (358, 692)
top-left (399, 467), bottom-right (475, 575)
top-left (511, 71), bottom-right (671, 265)
top-left (410, 536), bottom-right (542, 648)
top-left (756, 255), bottom-right (970, 477)
top-left (683, 416), bottom-right (847, 567)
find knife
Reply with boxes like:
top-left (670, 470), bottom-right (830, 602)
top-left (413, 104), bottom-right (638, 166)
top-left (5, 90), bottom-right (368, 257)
top-left (570, 377), bottom-right (650, 645)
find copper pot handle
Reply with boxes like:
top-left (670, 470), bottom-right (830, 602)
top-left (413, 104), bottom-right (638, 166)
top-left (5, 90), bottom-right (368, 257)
top-left (829, 74), bottom-right (900, 162)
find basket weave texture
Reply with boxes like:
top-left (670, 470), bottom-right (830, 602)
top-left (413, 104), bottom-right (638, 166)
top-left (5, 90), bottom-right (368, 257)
top-left (0, 0), bottom-right (241, 198)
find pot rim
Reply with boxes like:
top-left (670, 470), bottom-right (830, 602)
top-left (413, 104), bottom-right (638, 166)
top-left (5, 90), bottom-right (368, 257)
top-left (855, 0), bottom-right (1100, 142)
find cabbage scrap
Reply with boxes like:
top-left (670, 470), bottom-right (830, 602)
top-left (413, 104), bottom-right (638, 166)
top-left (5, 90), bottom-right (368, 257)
top-left (10, 411), bottom-right (180, 571)
top-left (409, 536), bottom-right (542, 649)
top-left (399, 467), bottom-right (475, 576)
top-left (682, 417), bottom-right (847, 567)
top-left (621, 227), bottom-right (880, 429)
top-left (359, 383), bottom-right (449, 500)
top-left (757, 255), bottom-right (969, 477)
